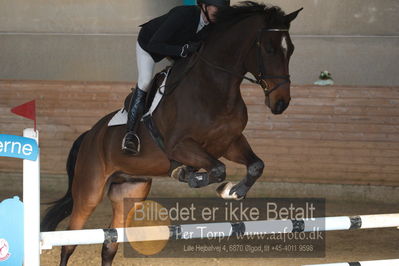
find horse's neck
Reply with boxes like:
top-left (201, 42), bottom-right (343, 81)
top-left (203, 16), bottom-right (260, 76)
top-left (196, 17), bottom-right (260, 108)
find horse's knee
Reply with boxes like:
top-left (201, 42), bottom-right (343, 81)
top-left (248, 160), bottom-right (264, 178)
top-left (209, 163), bottom-right (226, 182)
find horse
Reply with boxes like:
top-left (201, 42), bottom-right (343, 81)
top-left (41, 2), bottom-right (302, 265)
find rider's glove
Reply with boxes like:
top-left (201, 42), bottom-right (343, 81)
top-left (180, 42), bottom-right (201, 58)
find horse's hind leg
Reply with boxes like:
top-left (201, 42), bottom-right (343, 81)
top-left (101, 178), bottom-right (152, 266)
top-left (60, 168), bottom-right (107, 266)
top-left (218, 134), bottom-right (264, 200)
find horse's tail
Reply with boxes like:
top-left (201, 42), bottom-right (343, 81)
top-left (40, 131), bottom-right (89, 231)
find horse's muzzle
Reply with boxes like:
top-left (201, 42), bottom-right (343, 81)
top-left (272, 99), bottom-right (289, 114)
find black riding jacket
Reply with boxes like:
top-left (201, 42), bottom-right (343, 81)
top-left (137, 5), bottom-right (211, 62)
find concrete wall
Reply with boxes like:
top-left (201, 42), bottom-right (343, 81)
top-left (269, 0), bottom-right (399, 86)
top-left (0, 0), bottom-right (398, 85)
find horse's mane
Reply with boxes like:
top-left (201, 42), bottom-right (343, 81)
top-left (214, 1), bottom-right (288, 29)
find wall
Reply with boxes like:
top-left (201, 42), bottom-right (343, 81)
top-left (0, 0), bottom-right (398, 86)
top-left (1, 80), bottom-right (398, 186)
top-left (268, 0), bottom-right (399, 86)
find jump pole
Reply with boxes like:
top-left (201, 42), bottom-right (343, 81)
top-left (40, 213), bottom-right (399, 250)
top-left (303, 258), bottom-right (399, 266)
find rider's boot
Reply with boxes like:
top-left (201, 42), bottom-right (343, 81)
top-left (122, 86), bottom-right (147, 155)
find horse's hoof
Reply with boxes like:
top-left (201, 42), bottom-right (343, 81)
top-left (171, 165), bottom-right (187, 182)
top-left (216, 182), bottom-right (243, 200)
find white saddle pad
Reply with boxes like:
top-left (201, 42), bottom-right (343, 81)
top-left (108, 68), bottom-right (170, 127)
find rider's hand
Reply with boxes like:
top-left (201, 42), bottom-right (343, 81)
top-left (180, 42), bottom-right (201, 57)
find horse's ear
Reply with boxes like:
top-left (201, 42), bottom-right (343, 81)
top-left (285, 7), bottom-right (303, 23)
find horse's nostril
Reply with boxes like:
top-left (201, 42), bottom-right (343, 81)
top-left (276, 100), bottom-right (285, 113)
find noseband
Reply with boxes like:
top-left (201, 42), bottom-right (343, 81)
top-left (197, 28), bottom-right (291, 97)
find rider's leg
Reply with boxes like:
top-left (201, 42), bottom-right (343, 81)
top-left (136, 41), bottom-right (155, 93)
top-left (122, 41), bottom-right (155, 154)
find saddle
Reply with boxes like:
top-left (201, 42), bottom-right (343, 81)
top-left (122, 67), bottom-right (170, 116)
top-left (123, 54), bottom-right (198, 115)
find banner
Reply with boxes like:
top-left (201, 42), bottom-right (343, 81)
top-left (0, 134), bottom-right (39, 161)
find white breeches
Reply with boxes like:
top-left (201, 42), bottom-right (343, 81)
top-left (136, 41), bottom-right (155, 92)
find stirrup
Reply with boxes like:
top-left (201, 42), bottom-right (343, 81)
top-left (122, 132), bottom-right (141, 155)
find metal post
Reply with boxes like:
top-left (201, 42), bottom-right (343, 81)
top-left (23, 128), bottom-right (40, 266)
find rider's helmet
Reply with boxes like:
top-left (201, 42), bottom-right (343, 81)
top-left (197, 0), bottom-right (230, 7)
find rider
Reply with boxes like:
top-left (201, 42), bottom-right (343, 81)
top-left (122, 0), bottom-right (230, 155)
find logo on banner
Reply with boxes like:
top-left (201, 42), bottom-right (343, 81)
top-left (0, 239), bottom-right (11, 262)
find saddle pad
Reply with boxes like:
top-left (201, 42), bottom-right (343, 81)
top-left (108, 68), bottom-right (170, 127)
top-left (108, 108), bottom-right (127, 127)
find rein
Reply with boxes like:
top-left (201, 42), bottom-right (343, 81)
top-left (161, 28), bottom-right (291, 98)
top-left (196, 53), bottom-right (259, 83)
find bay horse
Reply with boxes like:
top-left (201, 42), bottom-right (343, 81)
top-left (41, 2), bottom-right (302, 265)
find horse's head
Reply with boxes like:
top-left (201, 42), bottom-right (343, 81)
top-left (243, 6), bottom-right (302, 114)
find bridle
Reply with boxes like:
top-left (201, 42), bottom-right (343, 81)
top-left (197, 28), bottom-right (291, 97)
top-left (256, 28), bottom-right (291, 96)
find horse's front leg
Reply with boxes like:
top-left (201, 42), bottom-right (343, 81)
top-left (217, 134), bottom-right (264, 200)
top-left (169, 160), bottom-right (199, 183)
top-left (167, 138), bottom-right (227, 188)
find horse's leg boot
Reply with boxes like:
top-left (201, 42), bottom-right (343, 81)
top-left (188, 172), bottom-right (209, 188)
top-left (122, 86), bottom-right (147, 155)
top-left (171, 165), bottom-right (199, 183)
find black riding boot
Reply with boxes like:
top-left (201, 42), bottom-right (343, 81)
top-left (122, 87), bottom-right (147, 155)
